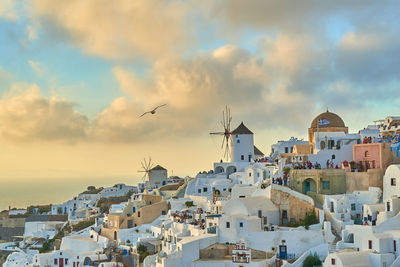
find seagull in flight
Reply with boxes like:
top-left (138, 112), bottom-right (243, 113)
top-left (139, 104), bottom-right (167, 118)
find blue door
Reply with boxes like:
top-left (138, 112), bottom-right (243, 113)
top-left (279, 245), bottom-right (287, 259)
top-left (304, 181), bottom-right (310, 193)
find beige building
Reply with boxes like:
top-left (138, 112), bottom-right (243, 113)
top-left (101, 194), bottom-right (169, 241)
top-left (269, 184), bottom-right (316, 225)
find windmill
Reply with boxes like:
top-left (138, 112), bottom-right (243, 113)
top-left (138, 157), bottom-right (154, 186)
top-left (210, 106), bottom-right (233, 161)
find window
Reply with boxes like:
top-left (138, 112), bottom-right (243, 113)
top-left (65, 259), bottom-right (68, 265)
top-left (332, 154), bottom-right (335, 160)
top-left (365, 151), bottom-right (370, 157)
top-left (226, 222), bottom-right (230, 228)
top-left (263, 217), bottom-right (267, 225)
top-left (198, 189), bottom-right (201, 193)
top-left (328, 140), bottom-right (335, 149)
top-left (322, 181), bottom-right (330, 190)
top-left (351, 203), bottom-right (356, 211)
top-left (249, 172), bottom-right (252, 177)
top-left (331, 258), bottom-right (336, 265)
top-left (258, 210), bottom-right (262, 218)
top-left (237, 139), bottom-right (240, 143)
top-left (162, 210), bottom-right (166, 215)
top-left (239, 222), bottom-right (243, 228)
top-left (285, 147), bottom-right (289, 153)
top-left (203, 187), bottom-right (208, 192)
top-left (391, 178), bottom-right (396, 186)
top-left (138, 211), bottom-right (141, 217)
top-left (320, 141), bottom-right (326, 149)
top-left (241, 155), bottom-right (244, 160)
top-left (282, 210), bottom-right (287, 219)
top-left (290, 147), bottom-right (293, 153)
top-left (368, 240), bottom-right (372, 249)
top-left (54, 259), bottom-right (58, 265)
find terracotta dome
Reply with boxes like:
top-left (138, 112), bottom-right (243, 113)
top-left (310, 110), bottom-right (346, 128)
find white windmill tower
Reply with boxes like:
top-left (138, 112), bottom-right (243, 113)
top-left (231, 122), bottom-right (255, 163)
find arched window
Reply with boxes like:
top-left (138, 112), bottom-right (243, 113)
top-left (320, 141), bottom-right (325, 149)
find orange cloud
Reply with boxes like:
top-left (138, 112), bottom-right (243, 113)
top-left (0, 0), bottom-right (19, 21)
top-left (32, 0), bottom-right (191, 60)
top-left (0, 83), bottom-right (89, 142)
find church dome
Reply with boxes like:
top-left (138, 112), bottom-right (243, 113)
top-left (310, 110), bottom-right (346, 129)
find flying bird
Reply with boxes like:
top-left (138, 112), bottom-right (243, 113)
top-left (139, 104), bottom-right (167, 118)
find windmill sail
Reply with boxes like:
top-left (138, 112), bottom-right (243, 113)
top-left (210, 106), bottom-right (233, 161)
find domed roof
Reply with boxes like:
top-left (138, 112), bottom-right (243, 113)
top-left (310, 110), bottom-right (346, 128)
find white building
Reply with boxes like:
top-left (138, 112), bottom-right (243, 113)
top-left (324, 187), bottom-right (381, 232)
top-left (309, 131), bottom-right (360, 168)
top-left (218, 195), bottom-right (279, 243)
top-left (383, 164), bottom-right (400, 203)
top-left (324, 250), bottom-right (395, 267)
top-left (24, 215), bottom-right (67, 239)
top-left (270, 137), bottom-right (308, 161)
top-left (149, 165), bottom-right (168, 189)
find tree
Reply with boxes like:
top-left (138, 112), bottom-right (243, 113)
top-left (137, 244), bottom-right (150, 259)
top-left (185, 201), bottom-right (194, 208)
top-left (303, 253), bottom-right (322, 267)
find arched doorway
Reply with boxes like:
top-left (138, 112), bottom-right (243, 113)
top-left (215, 166), bottom-right (224, 174)
top-left (226, 166), bottom-right (237, 176)
top-left (302, 178), bottom-right (317, 194)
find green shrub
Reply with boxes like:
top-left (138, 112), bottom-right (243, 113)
top-left (72, 218), bottom-right (95, 232)
top-left (284, 212), bottom-right (318, 229)
top-left (185, 201), bottom-right (194, 208)
top-left (137, 244), bottom-right (150, 259)
top-left (303, 253), bottom-right (321, 267)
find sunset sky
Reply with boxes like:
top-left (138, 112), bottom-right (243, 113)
top-left (0, 0), bottom-right (400, 196)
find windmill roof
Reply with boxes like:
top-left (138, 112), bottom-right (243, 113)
top-left (231, 122), bottom-right (253, 135)
top-left (151, 165), bottom-right (167, 171)
top-left (254, 146), bottom-right (264, 156)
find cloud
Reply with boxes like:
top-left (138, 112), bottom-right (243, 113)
top-left (28, 60), bottom-right (45, 76)
top-left (31, 0), bottom-right (191, 60)
top-left (0, 0), bottom-right (19, 21)
top-left (93, 44), bottom-right (318, 143)
top-left (202, 0), bottom-right (391, 33)
top-left (0, 83), bottom-right (89, 142)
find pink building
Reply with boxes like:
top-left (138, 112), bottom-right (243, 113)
top-left (353, 143), bottom-right (392, 171)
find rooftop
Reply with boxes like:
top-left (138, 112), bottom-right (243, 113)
top-left (310, 110), bottom-right (346, 129)
top-left (231, 122), bottom-right (253, 135)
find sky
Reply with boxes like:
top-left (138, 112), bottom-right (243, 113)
top-left (1, 0), bottom-right (400, 208)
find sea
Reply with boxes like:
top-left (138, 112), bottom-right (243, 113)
top-left (0, 176), bottom-right (142, 211)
